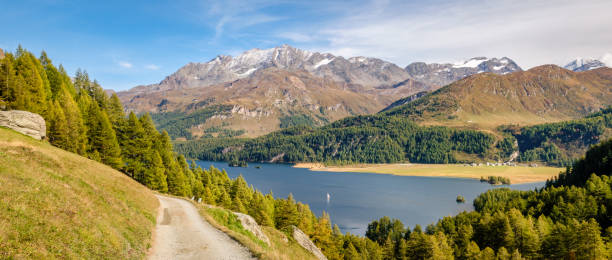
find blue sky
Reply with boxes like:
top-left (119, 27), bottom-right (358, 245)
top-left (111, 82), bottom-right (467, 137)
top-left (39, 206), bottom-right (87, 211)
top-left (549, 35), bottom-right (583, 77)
top-left (2, 0), bottom-right (611, 91)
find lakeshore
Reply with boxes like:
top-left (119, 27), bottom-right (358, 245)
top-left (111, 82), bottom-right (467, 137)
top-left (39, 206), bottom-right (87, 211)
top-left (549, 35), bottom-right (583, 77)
top-left (293, 163), bottom-right (563, 184)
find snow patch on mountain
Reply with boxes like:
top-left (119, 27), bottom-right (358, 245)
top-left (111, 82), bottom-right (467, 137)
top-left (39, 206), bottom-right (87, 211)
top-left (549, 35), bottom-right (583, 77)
top-left (314, 58), bottom-right (333, 69)
top-left (129, 45), bottom-right (413, 94)
top-left (453, 57), bottom-right (487, 68)
top-left (405, 57), bottom-right (522, 87)
top-left (564, 57), bottom-right (606, 71)
top-left (236, 68), bottom-right (257, 77)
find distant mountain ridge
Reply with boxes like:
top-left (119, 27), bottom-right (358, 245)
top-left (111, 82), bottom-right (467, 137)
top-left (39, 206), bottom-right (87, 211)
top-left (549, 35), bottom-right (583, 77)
top-left (127, 44), bottom-right (414, 95)
top-left (118, 45), bottom-right (433, 138)
top-left (119, 45), bottom-right (609, 139)
top-left (121, 68), bottom-right (395, 138)
top-left (385, 65), bottom-right (612, 128)
top-left (564, 57), bottom-right (607, 71)
top-left (404, 57), bottom-right (523, 87)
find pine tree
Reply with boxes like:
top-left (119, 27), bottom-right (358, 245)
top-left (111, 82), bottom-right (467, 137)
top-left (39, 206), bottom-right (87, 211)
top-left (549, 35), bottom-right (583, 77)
top-left (14, 49), bottom-right (47, 114)
top-left (203, 186), bottom-right (215, 204)
top-left (219, 189), bottom-right (232, 208)
top-left (431, 232), bottom-right (453, 260)
top-left (274, 194), bottom-right (299, 231)
top-left (83, 102), bottom-right (122, 168)
top-left (120, 112), bottom-right (149, 178)
top-left (344, 242), bottom-right (360, 260)
top-left (510, 249), bottom-right (522, 260)
top-left (0, 53), bottom-right (16, 108)
top-left (145, 151), bottom-right (168, 192)
top-left (231, 195), bottom-right (247, 213)
top-left (479, 247), bottom-right (496, 260)
top-left (107, 94), bottom-right (124, 125)
top-left (311, 212), bottom-right (339, 260)
top-left (176, 155), bottom-right (193, 197)
top-left (574, 219), bottom-right (607, 259)
top-left (59, 88), bottom-right (87, 154)
top-left (464, 241), bottom-right (481, 259)
top-left (381, 236), bottom-right (395, 260)
top-left (40, 52), bottom-right (62, 100)
top-left (497, 247), bottom-right (510, 260)
top-left (47, 100), bottom-right (69, 149)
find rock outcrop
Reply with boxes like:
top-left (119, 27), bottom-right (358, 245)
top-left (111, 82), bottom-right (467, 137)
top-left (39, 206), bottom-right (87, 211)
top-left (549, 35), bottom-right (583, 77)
top-left (0, 110), bottom-right (46, 140)
top-left (292, 226), bottom-right (327, 260)
top-left (405, 57), bottom-right (522, 87)
top-left (233, 212), bottom-right (270, 246)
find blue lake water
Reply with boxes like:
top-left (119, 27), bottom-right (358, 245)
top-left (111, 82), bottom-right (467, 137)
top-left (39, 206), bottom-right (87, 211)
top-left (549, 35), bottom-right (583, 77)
top-left (196, 160), bottom-right (543, 236)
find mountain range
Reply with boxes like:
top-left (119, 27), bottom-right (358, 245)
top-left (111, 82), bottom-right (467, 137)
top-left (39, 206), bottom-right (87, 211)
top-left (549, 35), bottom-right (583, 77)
top-left (385, 65), bottom-right (612, 128)
top-left (404, 57), bottom-right (522, 87)
top-left (564, 57), bottom-right (607, 72)
top-left (118, 45), bottom-right (611, 139)
top-left (119, 45), bottom-right (436, 138)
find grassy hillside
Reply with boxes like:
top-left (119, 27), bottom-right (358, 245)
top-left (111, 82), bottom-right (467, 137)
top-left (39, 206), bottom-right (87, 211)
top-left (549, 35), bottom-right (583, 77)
top-left (0, 127), bottom-right (158, 259)
top-left (385, 65), bottom-right (612, 128)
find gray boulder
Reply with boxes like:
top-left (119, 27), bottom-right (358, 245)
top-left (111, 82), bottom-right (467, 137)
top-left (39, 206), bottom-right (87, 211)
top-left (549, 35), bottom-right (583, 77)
top-left (292, 226), bottom-right (327, 260)
top-left (233, 212), bottom-right (271, 246)
top-left (0, 110), bottom-right (46, 140)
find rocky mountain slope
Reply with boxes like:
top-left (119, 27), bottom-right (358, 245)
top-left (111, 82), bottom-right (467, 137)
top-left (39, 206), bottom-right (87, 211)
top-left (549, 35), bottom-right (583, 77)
top-left (404, 57), bottom-right (522, 87)
top-left (564, 57), bottom-right (607, 71)
top-left (122, 68), bottom-right (395, 138)
top-left (118, 45), bottom-right (431, 138)
top-left (125, 44), bottom-right (415, 95)
top-left (385, 65), bottom-right (612, 128)
top-left (122, 45), bottom-right (607, 140)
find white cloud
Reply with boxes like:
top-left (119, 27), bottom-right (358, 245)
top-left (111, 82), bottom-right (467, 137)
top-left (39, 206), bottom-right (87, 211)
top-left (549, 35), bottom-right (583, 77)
top-left (118, 61), bottom-right (133, 69)
top-left (145, 64), bottom-right (160, 70)
top-left (277, 32), bottom-right (313, 43)
top-left (202, 0), bottom-right (284, 42)
top-left (285, 0), bottom-right (612, 68)
top-left (601, 53), bottom-right (612, 67)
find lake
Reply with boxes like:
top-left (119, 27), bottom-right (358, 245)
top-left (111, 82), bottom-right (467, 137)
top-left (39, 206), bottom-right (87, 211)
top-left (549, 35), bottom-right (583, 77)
top-left (195, 160), bottom-right (543, 236)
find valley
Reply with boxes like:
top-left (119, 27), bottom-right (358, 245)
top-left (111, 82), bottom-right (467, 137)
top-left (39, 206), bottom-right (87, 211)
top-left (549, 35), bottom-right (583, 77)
top-left (195, 160), bottom-right (545, 235)
top-left (3, 1), bottom-right (612, 256)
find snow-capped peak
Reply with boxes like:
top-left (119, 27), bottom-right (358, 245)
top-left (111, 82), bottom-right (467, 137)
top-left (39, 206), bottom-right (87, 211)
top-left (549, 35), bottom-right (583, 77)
top-left (349, 57), bottom-right (368, 63)
top-left (564, 57), bottom-right (606, 72)
top-left (404, 57), bottom-right (522, 87)
top-left (453, 57), bottom-right (488, 68)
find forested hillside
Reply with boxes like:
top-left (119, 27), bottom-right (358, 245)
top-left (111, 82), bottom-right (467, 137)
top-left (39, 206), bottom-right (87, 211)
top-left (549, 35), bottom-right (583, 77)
top-left (175, 115), bottom-right (499, 165)
top-left (363, 138), bottom-right (612, 259)
top-left (0, 46), bottom-right (198, 195)
top-left (501, 107), bottom-right (612, 166)
top-left (176, 105), bottom-right (612, 166)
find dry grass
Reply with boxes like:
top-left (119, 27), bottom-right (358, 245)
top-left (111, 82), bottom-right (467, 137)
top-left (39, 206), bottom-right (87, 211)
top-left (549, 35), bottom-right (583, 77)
top-left (295, 163), bottom-right (563, 184)
top-left (0, 128), bottom-right (158, 259)
top-left (194, 203), bottom-right (317, 260)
